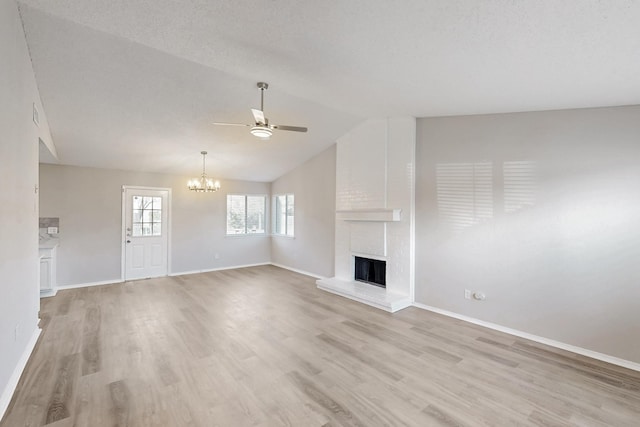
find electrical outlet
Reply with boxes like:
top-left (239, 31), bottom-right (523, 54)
top-left (14, 324), bottom-right (20, 342)
top-left (464, 289), bottom-right (471, 300)
top-left (473, 292), bottom-right (486, 301)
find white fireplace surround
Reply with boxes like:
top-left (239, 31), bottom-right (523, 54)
top-left (317, 117), bottom-right (415, 313)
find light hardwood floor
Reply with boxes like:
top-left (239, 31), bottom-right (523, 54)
top-left (2, 265), bottom-right (639, 426)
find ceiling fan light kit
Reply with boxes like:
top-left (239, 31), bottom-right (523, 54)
top-left (250, 125), bottom-right (273, 139)
top-left (188, 151), bottom-right (221, 192)
top-left (213, 82), bottom-right (308, 139)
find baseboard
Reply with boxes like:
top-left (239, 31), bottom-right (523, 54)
top-left (270, 263), bottom-right (325, 279)
top-left (412, 302), bottom-right (640, 372)
top-left (55, 278), bottom-right (123, 290)
top-left (0, 327), bottom-right (41, 421)
top-left (54, 264), bottom-right (274, 290)
top-left (169, 262), bottom-right (271, 277)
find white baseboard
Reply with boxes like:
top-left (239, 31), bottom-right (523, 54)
top-left (169, 262), bottom-right (271, 277)
top-left (53, 264), bottom-right (273, 290)
top-left (270, 263), bottom-right (325, 279)
top-left (55, 278), bottom-right (123, 290)
top-left (412, 302), bottom-right (640, 372)
top-left (0, 327), bottom-right (41, 421)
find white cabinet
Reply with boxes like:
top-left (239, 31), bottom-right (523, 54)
top-left (39, 245), bottom-right (57, 297)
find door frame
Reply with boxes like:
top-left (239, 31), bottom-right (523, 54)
top-left (121, 185), bottom-right (172, 281)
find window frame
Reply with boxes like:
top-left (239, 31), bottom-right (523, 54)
top-left (273, 193), bottom-right (295, 237)
top-left (225, 194), bottom-right (268, 236)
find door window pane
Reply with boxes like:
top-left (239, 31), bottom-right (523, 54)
top-left (133, 197), bottom-right (144, 209)
top-left (132, 195), bottom-right (162, 237)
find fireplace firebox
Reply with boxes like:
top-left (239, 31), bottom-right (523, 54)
top-left (354, 256), bottom-right (386, 288)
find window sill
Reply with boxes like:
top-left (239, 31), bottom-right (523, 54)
top-left (271, 234), bottom-right (295, 239)
top-left (225, 233), bottom-right (268, 238)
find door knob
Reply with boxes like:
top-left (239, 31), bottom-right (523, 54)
top-left (126, 240), bottom-right (131, 243)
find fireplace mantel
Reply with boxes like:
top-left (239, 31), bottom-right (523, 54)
top-left (335, 208), bottom-right (401, 222)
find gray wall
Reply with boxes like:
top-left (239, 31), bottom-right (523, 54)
top-left (271, 145), bottom-right (336, 277)
top-left (416, 105), bottom-right (640, 363)
top-left (39, 164), bottom-right (271, 286)
top-left (0, 0), bottom-right (54, 408)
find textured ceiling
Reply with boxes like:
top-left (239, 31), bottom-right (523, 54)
top-left (19, 0), bottom-right (640, 181)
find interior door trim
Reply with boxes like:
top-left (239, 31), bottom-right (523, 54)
top-left (121, 185), bottom-right (172, 281)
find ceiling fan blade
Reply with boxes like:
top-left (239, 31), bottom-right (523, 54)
top-left (271, 125), bottom-right (308, 133)
top-left (251, 109), bottom-right (266, 125)
top-left (212, 122), bottom-right (251, 127)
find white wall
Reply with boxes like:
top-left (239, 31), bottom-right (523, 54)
top-left (415, 105), bottom-right (640, 364)
top-left (39, 164), bottom-right (271, 286)
top-left (0, 0), bottom-right (54, 413)
top-left (271, 145), bottom-right (336, 278)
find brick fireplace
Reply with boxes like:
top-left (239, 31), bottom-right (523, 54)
top-left (316, 117), bottom-right (415, 312)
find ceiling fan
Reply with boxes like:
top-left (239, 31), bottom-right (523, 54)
top-left (213, 82), bottom-right (308, 139)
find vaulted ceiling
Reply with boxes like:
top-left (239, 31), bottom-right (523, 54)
top-left (19, 0), bottom-right (640, 181)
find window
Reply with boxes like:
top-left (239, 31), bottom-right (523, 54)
top-left (226, 195), bottom-right (266, 235)
top-left (132, 196), bottom-right (162, 236)
top-left (274, 194), bottom-right (294, 236)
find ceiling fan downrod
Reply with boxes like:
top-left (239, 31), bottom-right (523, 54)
top-left (257, 82), bottom-right (268, 112)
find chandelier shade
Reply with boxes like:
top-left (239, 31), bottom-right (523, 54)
top-left (188, 151), bottom-right (220, 192)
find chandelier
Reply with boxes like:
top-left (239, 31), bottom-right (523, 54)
top-left (187, 151), bottom-right (220, 192)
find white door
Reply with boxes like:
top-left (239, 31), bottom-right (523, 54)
top-left (123, 187), bottom-right (169, 280)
